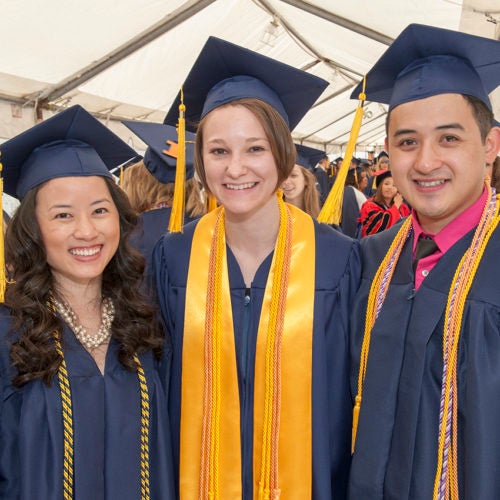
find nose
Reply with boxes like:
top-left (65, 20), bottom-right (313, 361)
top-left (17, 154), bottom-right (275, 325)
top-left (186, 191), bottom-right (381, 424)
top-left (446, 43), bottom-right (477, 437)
top-left (414, 141), bottom-right (441, 174)
top-left (225, 153), bottom-right (247, 178)
top-left (74, 215), bottom-right (98, 240)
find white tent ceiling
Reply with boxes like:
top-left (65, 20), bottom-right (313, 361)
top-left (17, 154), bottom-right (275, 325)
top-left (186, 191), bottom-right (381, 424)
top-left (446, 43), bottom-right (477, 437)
top-left (1, 0), bottom-right (499, 156)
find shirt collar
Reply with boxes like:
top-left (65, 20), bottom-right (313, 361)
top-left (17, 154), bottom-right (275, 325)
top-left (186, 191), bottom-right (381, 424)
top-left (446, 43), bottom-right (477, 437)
top-left (412, 186), bottom-right (488, 254)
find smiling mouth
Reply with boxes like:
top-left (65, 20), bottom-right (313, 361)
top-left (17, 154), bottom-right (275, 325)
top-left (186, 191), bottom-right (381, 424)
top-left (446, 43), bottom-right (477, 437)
top-left (225, 182), bottom-right (257, 190)
top-left (69, 246), bottom-right (101, 257)
top-left (415, 180), bottom-right (447, 187)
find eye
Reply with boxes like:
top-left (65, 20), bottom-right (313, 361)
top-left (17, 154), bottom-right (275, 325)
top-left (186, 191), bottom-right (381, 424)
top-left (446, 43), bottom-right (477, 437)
top-left (249, 145), bottom-right (265, 153)
top-left (94, 207), bottom-right (109, 215)
top-left (442, 135), bottom-right (459, 144)
top-left (54, 212), bottom-right (72, 220)
top-left (209, 148), bottom-right (227, 155)
top-left (397, 138), bottom-right (417, 148)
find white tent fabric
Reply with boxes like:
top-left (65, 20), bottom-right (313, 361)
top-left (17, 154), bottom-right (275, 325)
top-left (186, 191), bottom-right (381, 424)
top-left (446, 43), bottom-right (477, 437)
top-left (0, 0), bottom-right (499, 156)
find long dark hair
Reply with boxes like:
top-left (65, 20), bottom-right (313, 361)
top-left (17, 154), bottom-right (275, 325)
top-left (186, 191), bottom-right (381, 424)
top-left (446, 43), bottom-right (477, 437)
top-left (5, 177), bottom-right (163, 387)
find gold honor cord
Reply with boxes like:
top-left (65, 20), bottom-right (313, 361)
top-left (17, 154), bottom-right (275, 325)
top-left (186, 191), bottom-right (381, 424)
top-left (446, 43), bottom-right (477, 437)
top-left (135, 354), bottom-right (152, 500)
top-left (48, 299), bottom-right (75, 500)
top-left (317, 76), bottom-right (366, 226)
top-left (49, 299), bottom-right (151, 499)
top-left (169, 86), bottom-right (187, 233)
top-left (351, 216), bottom-right (413, 452)
top-left (181, 196), bottom-right (314, 499)
top-left (433, 187), bottom-right (499, 500)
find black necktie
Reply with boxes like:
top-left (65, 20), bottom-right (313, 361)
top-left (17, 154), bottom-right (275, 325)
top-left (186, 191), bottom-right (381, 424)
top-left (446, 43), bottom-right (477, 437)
top-left (413, 235), bottom-right (438, 274)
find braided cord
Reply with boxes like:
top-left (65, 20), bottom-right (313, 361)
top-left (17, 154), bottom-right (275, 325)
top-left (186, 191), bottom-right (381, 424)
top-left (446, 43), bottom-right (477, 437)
top-left (258, 195), bottom-right (292, 500)
top-left (352, 216), bottom-right (412, 452)
top-left (53, 330), bottom-right (75, 500)
top-left (433, 187), bottom-right (499, 500)
top-left (49, 297), bottom-right (151, 500)
top-left (134, 354), bottom-right (151, 500)
top-left (199, 209), bottom-right (225, 499)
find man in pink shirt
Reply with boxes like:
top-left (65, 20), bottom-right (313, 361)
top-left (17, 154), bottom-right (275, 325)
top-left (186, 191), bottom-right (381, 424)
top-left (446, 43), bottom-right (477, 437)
top-left (348, 24), bottom-right (500, 499)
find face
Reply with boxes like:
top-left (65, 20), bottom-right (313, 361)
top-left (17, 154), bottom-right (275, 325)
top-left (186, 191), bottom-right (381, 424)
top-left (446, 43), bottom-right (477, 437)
top-left (358, 172), bottom-right (368, 190)
top-left (386, 93), bottom-right (500, 233)
top-left (36, 176), bottom-right (120, 290)
top-left (378, 157), bottom-right (390, 169)
top-left (281, 164), bottom-right (306, 203)
top-left (379, 176), bottom-right (397, 203)
top-left (202, 104), bottom-right (279, 220)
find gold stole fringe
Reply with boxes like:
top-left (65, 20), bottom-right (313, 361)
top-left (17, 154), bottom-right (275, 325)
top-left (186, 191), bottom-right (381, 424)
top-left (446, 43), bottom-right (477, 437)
top-left (181, 202), bottom-right (315, 499)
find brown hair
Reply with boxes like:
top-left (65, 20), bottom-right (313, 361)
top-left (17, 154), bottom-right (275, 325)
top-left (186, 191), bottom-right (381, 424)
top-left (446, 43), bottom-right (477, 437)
top-left (194, 98), bottom-right (296, 194)
top-left (491, 156), bottom-right (500, 193)
top-left (121, 160), bottom-right (205, 217)
top-left (299, 166), bottom-right (320, 218)
top-left (5, 177), bottom-right (163, 387)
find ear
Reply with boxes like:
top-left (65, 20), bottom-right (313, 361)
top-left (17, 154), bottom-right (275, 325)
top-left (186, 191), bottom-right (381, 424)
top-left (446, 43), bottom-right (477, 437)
top-left (485, 125), bottom-right (500, 163)
top-left (384, 137), bottom-right (390, 153)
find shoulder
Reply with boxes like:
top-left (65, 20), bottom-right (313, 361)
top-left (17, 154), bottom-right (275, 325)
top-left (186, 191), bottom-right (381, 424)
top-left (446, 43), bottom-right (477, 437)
top-left (313, 220), bottom-right (361, 282)
top-left (360, 219), bottom-right (405, 264)
top-left (152, 217), bottom-right (199, 285)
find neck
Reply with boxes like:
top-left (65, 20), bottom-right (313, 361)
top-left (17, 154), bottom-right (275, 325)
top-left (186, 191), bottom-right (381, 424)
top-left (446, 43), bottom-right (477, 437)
top-left (54, 278), bottom-right (103, 312)
top-left (224, 196), bottom-right (280, 286)
top-left (284, 196), bottom-right (304, 211)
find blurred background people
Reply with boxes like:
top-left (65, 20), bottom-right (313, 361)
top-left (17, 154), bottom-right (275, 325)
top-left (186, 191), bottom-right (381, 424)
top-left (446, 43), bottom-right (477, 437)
top-left (0, 105), bottom-right (174, 498)
top-left (121, 121), bottom-right (205, 272)
top-left (359, 169), bottom-right (410, 237)
top-left (312, 153), bottom-right (331, 206)
top-left (363, 151), bottom-right (390, 197)
top-left (340, 167), bottom-right (368, 238)
top-left (281, 144), bottom-right (323, 218)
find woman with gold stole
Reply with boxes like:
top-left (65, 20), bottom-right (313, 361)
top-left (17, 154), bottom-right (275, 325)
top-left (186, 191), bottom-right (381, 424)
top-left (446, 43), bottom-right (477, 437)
top-left (155, 37), bottom-right (361, 499)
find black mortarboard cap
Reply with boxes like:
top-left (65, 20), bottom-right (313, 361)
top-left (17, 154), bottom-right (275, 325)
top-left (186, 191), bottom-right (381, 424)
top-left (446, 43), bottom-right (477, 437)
top-left (122, 121), bottom-right (195, 183)
top-left (351, 24), bottom-right (500, 111)
top-left (0, 105), bottom-right (137, 200)
top-left (374, 169), bottom-right (392, 188)
top-left (295, 144), bottom-right (327, 170)
top-left (164, 36), bottom-right (329, 131)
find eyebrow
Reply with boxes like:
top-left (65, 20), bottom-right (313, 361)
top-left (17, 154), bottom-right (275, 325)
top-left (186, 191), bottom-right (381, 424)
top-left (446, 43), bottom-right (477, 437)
top-left (392, 122), bottom-right (465, 138)
top-left (48, 198), bottom-right (111, 210)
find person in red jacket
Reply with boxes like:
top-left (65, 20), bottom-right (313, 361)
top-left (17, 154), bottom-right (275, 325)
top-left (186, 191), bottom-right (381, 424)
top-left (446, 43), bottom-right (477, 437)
top-left (359, 169), bottom-right (410, 237)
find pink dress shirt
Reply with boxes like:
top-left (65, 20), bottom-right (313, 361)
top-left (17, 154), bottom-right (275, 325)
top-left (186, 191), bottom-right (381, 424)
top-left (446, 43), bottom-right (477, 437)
top-left (412, 187), bottom-right (488, 290)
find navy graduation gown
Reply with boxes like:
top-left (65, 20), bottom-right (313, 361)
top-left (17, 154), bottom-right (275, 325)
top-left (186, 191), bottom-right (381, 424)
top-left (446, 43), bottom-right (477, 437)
top-left (349, 222), bottom-right (500, 499)
top-left (130, 208), bottom-right (199, 277)
top-left (153, 217), bottom-right (361, 499)
top-left (0, 311), bottom-right (175, 499)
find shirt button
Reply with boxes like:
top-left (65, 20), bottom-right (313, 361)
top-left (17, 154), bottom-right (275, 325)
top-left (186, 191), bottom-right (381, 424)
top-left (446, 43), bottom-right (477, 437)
top-left (422, 269), bottom-right (429, 277)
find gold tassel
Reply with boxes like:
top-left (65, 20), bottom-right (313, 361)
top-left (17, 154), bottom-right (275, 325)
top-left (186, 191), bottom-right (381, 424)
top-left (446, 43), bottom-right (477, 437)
top-left (0, 154), bottom-right (6, 302)
top-left (317, 77), bottom-right (366, 225)
top-left (169, 86), bottom-right (186, 233)
top-left (119, 165), bottom-right (124, 187)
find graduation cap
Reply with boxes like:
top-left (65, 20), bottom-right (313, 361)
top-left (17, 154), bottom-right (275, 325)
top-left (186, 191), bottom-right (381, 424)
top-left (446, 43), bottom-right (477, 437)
top-left (0, 104), bottom-right (137, 301)
top-left (295, 144), bottom-right (327, 171)
top-left (373, 169), bottom-right (392, 188)
top-left (122, 121), bottom-right (195, 183)
top-left (0, 105), bottom-right (138, 200)
top-left (351, 23), bottom-right (500, 110)
top-left (163, 36), bottom-right (329, 132)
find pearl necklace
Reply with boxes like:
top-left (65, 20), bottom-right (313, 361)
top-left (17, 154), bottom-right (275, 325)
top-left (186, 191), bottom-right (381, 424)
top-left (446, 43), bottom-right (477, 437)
top-left (53, 296), bottom-right (115, 350)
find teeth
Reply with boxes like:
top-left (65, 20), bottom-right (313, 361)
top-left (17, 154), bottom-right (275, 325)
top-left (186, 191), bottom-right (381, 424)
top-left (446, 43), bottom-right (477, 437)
top-left (417, 180), bottom-right (445, 187)
top-left (70, 247), bottom-right (100, 256)
top-left (226, 182), bottom-right (256, 190)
